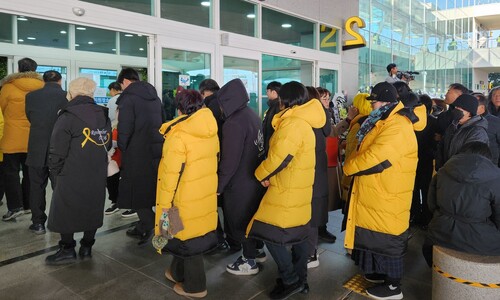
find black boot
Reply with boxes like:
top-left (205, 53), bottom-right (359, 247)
top-left (46, 241), bottom-right (77, 265)
top-left (79, 238), bottom-right (95, 259)
top-left (318, 225), bottom-right (336, 243)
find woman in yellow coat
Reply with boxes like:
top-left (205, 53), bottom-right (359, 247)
top-left (343, 82), bottom-right (417, 300)
top-left (155, 89), bottom-right (219, 298)
top-left (247, 81), bottom-right (325, 299)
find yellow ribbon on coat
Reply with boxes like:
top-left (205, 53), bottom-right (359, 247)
top-left (81, 127), bottom-right (110, 148)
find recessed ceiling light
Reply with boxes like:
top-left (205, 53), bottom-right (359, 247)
top-left (201, 1), bottom-right (210, 6)
top-left (88, 41), bottom-right (93, 45)
top-left (137, 34), bottom-right (143, 37)
top-left (124, 34), bottom-right (133, 37)
top-left (139, 48), bottom-right (144, 51)
top-left (17, 16), bottom-right (28, 21)
top-left (76, 27), bottom-right (86, 30)
top-left (281, 23), bottom-right (292, 28)
top-left (18, 39), bottom-right (24, 42)
top-left (27, 37), bottom-right (36, 40)
top-left (75, 44), bottom-right (80, 47)
top-left (112, 48), bottom-right (116, 51)
top-left (246, 14), bottom-right (256, 19)
top-left (60, 30), bottom-right (67, 34)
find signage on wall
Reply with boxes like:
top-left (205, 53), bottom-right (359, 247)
top-left (179, 75), bottom-right (190, 86)
top-left (342, 16), bottom-right (366, 51)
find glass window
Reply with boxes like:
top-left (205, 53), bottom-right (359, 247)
top-left (220, 0), bottom-right (256, 37)
top-left (0, 13), bottom-right (12, 43)
top-left (161, 0), bottom-right (211, 28)
top-left (161, 48), bottom-right (211, 119)
top-left (120, 33), bottom-right (147, 57)
top-left (262, 8), bottom-right (315, 49)
top-left (319, 69), bottom-right (338, 95)
top-left (79, 68), bottom-right (118, 105)
top-left (319, 24), bottom-right (339, 54)
top-left (79, 0), bottom-right (153, 15)
top-left (75, 26), bottom-right (116, 54)
top-left (261, 54), bottom-right (312, 113)
top-left (17, 16), bottom-right (68, 49)
top-left (223, 56), bottom-right (259, 114)
top-left (37, 65), bottom-right (68, 90)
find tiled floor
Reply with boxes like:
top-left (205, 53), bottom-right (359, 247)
top-left (0, 194), bottom-right (432, 300)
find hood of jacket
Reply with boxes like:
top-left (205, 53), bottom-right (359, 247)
top-left (159, 108), bottom-right (217, 139)
top-left (120, 81), bottom-right (159, 102)
top-left (442, 153), bottom-right (500, 184)
top-left (64, 96), bottom-right (108, 128)
top-left (397, 104), bottom-right (427, 132)
top-left (461, 115), bottom-right (488, 131)
top-left (272, 98), bottom-right (326, 130)
top-left (0, 71), bottom-right (43, 91)
top-left (217, 78), bottom-right (248, 119)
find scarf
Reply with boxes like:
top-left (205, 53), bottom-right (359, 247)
top-left (356, 102), bottom-right (397, 143)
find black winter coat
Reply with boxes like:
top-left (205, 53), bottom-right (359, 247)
top-left (484, 114), bottom-right (500, 166)
top-left (436, 115), bottom-right (489, 169)
top-left (311, 105), bottom-right (332, 227)
top-left (262, 99), bottom-right (281, 157)
top-left (427, 153), bottom-right (500, 256)
top-left (117, 81), bottom-right (163, 209)
top-left (25, 82), bottom-right (68, 167)
top-left (47, 96), bottom-right (111, 233)
top-left (217, 79), bottom-right (265, 240)
top-left (488, 101), bottom-right (500, 117)
top-left (204, 92), bottom-right (223, 142)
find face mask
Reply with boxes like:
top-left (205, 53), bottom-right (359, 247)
top-left (451, 109), bottom-right (464, 123)
top-left (431, 105), bottom-right (443, 116)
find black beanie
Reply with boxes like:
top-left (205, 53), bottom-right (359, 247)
top-left (452, 94), bottom-right (478, 116)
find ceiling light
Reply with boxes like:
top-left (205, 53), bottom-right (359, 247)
top-left (76, 26), bottom-right (86, 30)
top-left (201, 1), bottom-right (210, 6)
top-left (88, 41), bottom-right (93, 45)
top-left (124, 34), bottom-right (133, 37)
top-left (27, 37), bottom-right (36, 40)
top-left (75, 44), bottom-right (80, 47)
top-left (139, 48), bottom-right (144, 51)
top-left (60, 30), bottom-right (67, 34)
top-left (112, 48), bottom-right (116, 51)
top-left (18, 39), bottom-right (24, 42)
top-left (17, 16), bottom-right (28, 21)
top-left (246, 14), bottom-right (256, 19)
top-left (281, 23), bottom-right (292, 28)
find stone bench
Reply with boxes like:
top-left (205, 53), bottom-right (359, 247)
top-left (432, 246), bottom-right (500, 300)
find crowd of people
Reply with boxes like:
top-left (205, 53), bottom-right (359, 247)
top-left (1, 58), bottom-right (500, 300)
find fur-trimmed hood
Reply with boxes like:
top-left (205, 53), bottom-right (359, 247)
top-left (0, 71), bottom-right (43, 90)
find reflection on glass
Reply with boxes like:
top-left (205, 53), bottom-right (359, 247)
top-left (161, 0), bottom-right (211, 28)
top-left (75, 26), bottom-right (115, 54)
top-left (220, 0), bottom-right (256, 37)
top-left (261, 54), bottom-right (312, 114)
top-left (80, 0), bottom-right (153, 15)
top-left (17, 16), bottom-right (68, 49)
top-left (319, 69), bottom-right (338, 95)
top-left (262, 8), bottom-right (315, 49)
top-left (79, 68), bottom-right (118, 105)
top-left (161, 48), bottom-right (211, 119)
top-left (319, 24), bottom-right (339, 54)
top-left (223, 56), bottom-right (259, 115)
top-left (120, 33), bottom-right (147, 57)
top-left (0, 13), bottom-right (12, 43)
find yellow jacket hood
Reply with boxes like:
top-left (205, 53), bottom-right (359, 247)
top-left (272, 99), bottom-right (326, 130)
top-left (0, 72), bottom-right (43, 91)
top-left (159, 108), bottom-right (217, 139)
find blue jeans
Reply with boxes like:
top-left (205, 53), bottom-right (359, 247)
top-left (265, 240), bottom-right (308, 285)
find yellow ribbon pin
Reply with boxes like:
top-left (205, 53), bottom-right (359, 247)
top-left (81, 127), bottom-right (110, 148)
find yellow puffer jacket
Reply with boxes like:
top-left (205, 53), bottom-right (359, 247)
top-left (0, 108), bottom-right (4, 161)
top-left (340, 114), bottom-right (366, 202)
top-left (343, 102), bottom-right (418, 256)
top-left (0, 72), bottom-right (43, 153)
top-left (247, 100), bottom-right (325, 244)
top-left (155, 108), bottom-right (219, 241)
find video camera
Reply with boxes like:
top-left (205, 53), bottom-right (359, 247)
top-left (396, 70), bottom-right (420, 82)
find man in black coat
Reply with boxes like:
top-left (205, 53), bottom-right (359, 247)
top-left (217, 79), bottom-right (266, 275)
top-left (474, 92), bottom-right (500, 166)
top-left (116, 68), bottom-right (163, 243)
top-left (262, 81), bottom-right (282, 157)
top-left (25, 70), bottom-right (68, 234)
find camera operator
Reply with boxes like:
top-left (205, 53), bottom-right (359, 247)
top-left (385, 63), bottom-right (402, 83)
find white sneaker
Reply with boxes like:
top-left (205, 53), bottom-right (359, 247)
top-left (307, 251), bottom-right (319, 269)
top-left (226, 256), bottom-right (259, 275)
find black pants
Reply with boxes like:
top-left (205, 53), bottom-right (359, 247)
top-left (136, 208), bottom-right (155, 233)
top-left (3, 153), bottom-right (29, 211)
top-left (106, 172), bottom-right (120, 203)
top-left (266, 240), bottom-right (308, 285)
top-left (28, 166), bottom-right (55, 224)
top-left (171, 255), bottom-right (206, 293)
top-left (411, 160), bottom-right (433, 225)
top-left (0, 162), bottom-right (5, 201)
top-left (307, 226), bottom-right (319, 256)
top-left (61, 229), bottom-right (97, 245)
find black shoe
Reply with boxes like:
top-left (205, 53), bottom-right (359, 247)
top-left (29, 223), bottom-right (46, 235)
top-left (104, 203), bottom-right (120, 215)
top-left (364, 273), bottom-right (387, 284)
top-left (366, 283), bottom-right (403, 300)
top-left (270, 280), bottom-right (304, 300)
top-left (46, 242), bottom-right (77, 265)
top-left (2, 208), bottom-right (23, 221)
top-left (79, 239), bottom-right (95, 259)
top-left (138, 230), bottom-right (153, 245)
top-left (121, 209), bottom-right (137, 218)
top-left (318, 227), bottom-right (337, 243)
